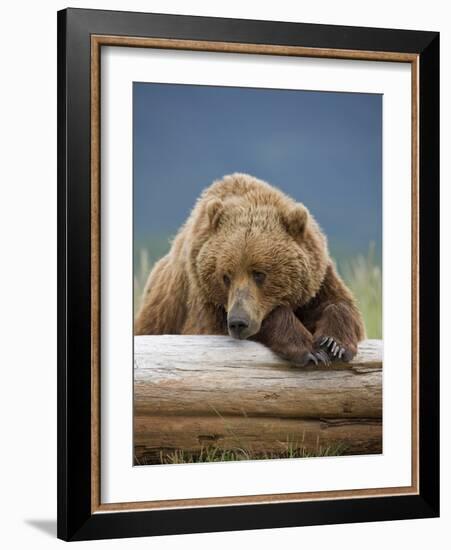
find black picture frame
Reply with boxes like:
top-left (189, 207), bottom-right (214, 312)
top-left (57, 7), bottom-right (439, 541)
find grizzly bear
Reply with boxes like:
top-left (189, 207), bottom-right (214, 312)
top-left (135, 173), bottom-right (365, 366)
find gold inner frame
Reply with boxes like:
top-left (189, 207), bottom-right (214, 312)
top-left (90, 35), bottom-right (420, 514)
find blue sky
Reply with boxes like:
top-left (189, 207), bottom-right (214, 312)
top-left (133, 83), bottom-right (382, 260)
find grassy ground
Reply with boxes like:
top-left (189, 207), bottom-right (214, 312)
top-left (135, 441), bottom-right (347, 465)
top-left (340, 243), bottom-right (382, 339)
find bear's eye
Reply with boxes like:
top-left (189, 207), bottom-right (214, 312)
top-left (252, 271), bottom-right (266, 286)
top-left (223, 274), bottom-right (231, 288)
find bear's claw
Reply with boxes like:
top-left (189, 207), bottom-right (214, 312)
top-left (317, 336), bottom-right (347, 362)
top-left (313, 349), bottom-right (331, 366)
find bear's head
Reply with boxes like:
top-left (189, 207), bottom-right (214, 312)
top-left (191, 196), bottom-right (329, 340)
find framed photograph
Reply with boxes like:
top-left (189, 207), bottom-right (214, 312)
top-left (57, 8), bottom-right (439, 541)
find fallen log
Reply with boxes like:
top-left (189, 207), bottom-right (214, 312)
top-left (134, 336), bottom-right (382, 462)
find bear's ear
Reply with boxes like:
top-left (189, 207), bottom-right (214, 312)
top-left (205, 198), bottom-right (224, 231)
top-left (282, 203), bottom-right (309, 238)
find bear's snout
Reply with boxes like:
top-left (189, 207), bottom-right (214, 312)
top-left (228, 314), bottom-right (250, 339)
top-left (227, 302), bottom-right (260, 340)
top-left (227, 284), bottom-right (262, 339)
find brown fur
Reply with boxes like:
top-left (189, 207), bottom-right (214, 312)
top-left (135, 173), bottom-right (365, 365)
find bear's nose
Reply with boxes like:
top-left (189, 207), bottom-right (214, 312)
top-left (228, 316), bottom-right (249, 338)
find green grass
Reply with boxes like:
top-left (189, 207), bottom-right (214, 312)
top-left (340, 243), bottom-right (382, 339)
top-left (135, 441), bottom-right (347, 465)
top-left (133, 235), bottom-right (172, 314)
top-left (134, 247), bottom-right (151, 315)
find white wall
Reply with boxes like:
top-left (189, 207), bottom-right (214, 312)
top-left (0, 0), bottom-right (448, 548)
